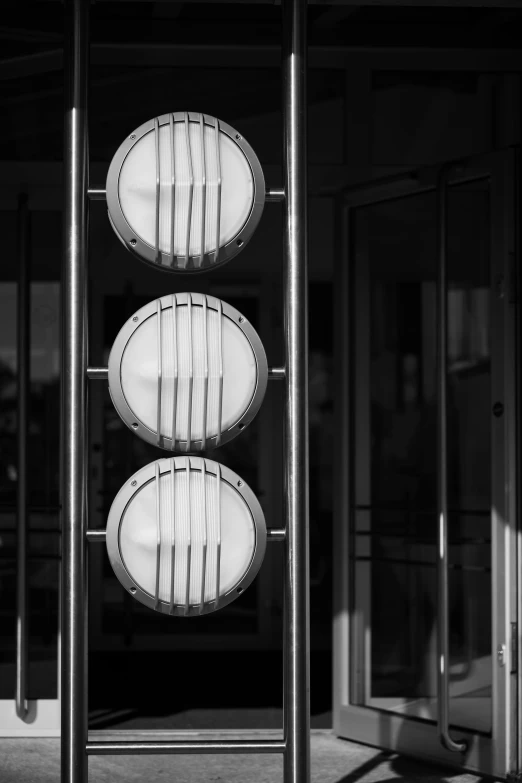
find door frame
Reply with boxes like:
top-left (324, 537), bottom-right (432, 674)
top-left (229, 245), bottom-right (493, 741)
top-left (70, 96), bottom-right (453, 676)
top-left (332, 150), bottom-right (518, 779)
top-left (0, 201), bottom-right (61, 737)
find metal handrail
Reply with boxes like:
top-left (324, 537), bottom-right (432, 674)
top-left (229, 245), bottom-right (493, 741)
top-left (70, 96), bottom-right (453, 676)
top-left (436, 166), bottom-right (468, 755)
top-left (86, 739), bottom-right (286, 755)
top-left (15, 193), bottom-right (30, 722)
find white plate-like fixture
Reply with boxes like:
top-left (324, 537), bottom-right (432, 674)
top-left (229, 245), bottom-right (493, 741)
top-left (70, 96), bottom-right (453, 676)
top-left (106, 111), bottom-right (265, 272)
top-left (108, 293), bottom-right (268, 452)
top-left (106, 456), bottom-right (267, 617)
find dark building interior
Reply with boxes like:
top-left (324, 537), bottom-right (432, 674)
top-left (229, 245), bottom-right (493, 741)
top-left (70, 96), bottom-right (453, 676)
top-left (0, 2), bottom-right (521, 779)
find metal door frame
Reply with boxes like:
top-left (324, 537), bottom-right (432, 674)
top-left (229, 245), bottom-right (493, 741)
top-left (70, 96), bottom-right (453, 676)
top-left (332, 149), bottom-right (518, 779)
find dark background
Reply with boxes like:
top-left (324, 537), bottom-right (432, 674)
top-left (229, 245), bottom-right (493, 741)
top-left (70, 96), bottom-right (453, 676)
top-left (0, 0), bottom-right (520, 734)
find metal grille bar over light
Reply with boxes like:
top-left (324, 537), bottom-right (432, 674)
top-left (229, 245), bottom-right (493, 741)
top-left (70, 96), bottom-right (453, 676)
top-left (106, 111), bottom-right (265, 272)
top-left (106, 457), bottom-right (267, 617)
top-left (108, 293), bottom-right (268, 451)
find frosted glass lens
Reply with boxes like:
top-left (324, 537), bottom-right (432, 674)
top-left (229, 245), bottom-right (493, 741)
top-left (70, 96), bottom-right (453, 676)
top-left (118, 121), bottom-right (254, 256)
top-left (119, 467), bottom-right (255, 605)
top-left (120, 302), bottom-right (257, 443)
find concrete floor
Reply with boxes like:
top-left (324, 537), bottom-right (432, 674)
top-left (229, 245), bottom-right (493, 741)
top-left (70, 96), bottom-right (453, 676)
top-left (0, 731), bottom-right (499, 783)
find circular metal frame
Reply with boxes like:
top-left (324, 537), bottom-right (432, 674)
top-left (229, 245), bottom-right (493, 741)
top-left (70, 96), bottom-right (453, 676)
top-left (106, 457), bottom-right (267, 617)
top-left (108, 292), bottom-right (269, 451)
top-left (106, 111), bottom-right (266, 274)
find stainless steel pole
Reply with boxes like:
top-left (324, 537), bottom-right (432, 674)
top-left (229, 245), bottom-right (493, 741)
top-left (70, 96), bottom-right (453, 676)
top-left (62, 0), bottom-right (89, 780)
top-left (87, 739), bottom-right (286, 755)
top-left (436, 168), bottom-right (467, 755)
top-left (282, 0), bottom-right (310, 781)
top-left (16, 193), bottom-right (30, 722)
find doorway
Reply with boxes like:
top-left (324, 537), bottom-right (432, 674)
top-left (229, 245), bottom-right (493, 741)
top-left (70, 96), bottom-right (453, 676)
top-left (333, 151), bottom-right (519, 778)
top-left (0, 208), bottom-right (61, 736)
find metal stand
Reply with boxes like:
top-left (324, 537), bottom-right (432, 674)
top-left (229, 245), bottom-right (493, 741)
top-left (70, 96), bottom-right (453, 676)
top-left (61, 0), bottom-right (310, 779)
top-left (282, 0), bottom-right (310, 780)
top-left (62, 0), bottom-right (89, 779)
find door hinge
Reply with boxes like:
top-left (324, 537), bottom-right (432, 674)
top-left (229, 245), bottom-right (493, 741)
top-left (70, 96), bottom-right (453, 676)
top-left (511, 621), bottom-right (518, 674)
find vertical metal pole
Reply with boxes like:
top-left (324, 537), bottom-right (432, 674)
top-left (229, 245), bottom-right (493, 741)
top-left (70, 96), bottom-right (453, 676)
top-left (16, 193), bottom-right (30, 721)
top-left (436, 169), bottom-right (467, 755)
top-left (62, 0), bottom-right (89, 780)
top-left (282, 0), bottom-right (310, 781)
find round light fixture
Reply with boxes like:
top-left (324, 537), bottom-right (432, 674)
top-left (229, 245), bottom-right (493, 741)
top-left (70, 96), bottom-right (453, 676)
top-left (106, 456), bottom-right (267, 616)
top-left (108, 292), bottom-right (268, 451)
top-left (106, 111), bottom-right (265, 272)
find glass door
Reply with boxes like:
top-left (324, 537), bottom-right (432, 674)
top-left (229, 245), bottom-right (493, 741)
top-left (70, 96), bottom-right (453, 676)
top-left (0, 205), bottom-right (61, 736)
top-left (333, 152), bottom-right (518, 778)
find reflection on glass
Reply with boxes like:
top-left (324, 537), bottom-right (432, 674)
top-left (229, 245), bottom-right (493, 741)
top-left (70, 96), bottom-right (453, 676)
top-left (351, 181), bottom-right (492, 734)
top-left (0, 280), bottom-right (61, 700)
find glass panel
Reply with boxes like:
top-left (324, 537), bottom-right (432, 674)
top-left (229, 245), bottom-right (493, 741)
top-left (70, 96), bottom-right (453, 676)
top-left (0, 268), bottom-right (61, 700)
top-left (446, 179), bottom-right (491, 734)
top-left (351, 180), bottom-right (492, 735)
top-left (372, 72), bottom-right (493, 167)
